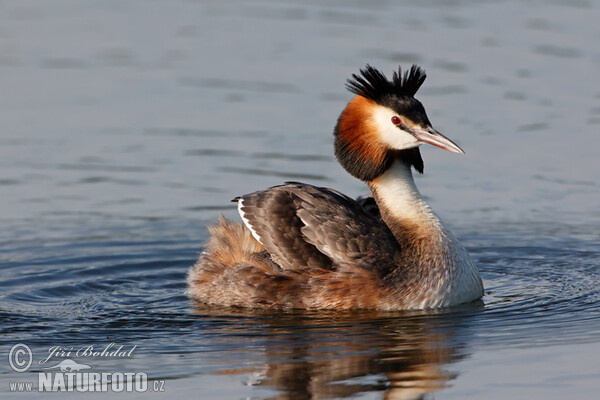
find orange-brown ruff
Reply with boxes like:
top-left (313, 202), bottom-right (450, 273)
top-left (187, 65), bottom-right (484, 310)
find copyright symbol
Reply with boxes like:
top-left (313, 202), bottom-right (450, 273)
top-left (9, 343), bottom-right (33, 372)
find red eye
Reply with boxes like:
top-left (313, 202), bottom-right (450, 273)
top-left (391, 116), bottom-right (402, 126)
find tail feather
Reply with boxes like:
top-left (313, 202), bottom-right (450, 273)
top-left (187, 217), bottom-right (286, 307)
top-left (187, 217), bottom-right (384, 309)
top-left (205, 216), bottom-right (265, 267)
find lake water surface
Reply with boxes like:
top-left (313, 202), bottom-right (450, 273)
top-left (1, 0), bottom-right (599, 398)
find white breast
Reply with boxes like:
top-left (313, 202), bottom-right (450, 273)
top-left (370, 160), bottom-right (484, 308)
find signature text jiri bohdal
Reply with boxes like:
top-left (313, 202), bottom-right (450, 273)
top-left (39, 343), bottom-right (137, 364)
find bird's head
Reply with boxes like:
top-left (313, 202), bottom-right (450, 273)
top-left (334, 65), bottom-right (464, 181)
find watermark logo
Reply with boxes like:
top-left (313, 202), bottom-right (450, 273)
top-left (8, 344), bottom-right (32, 373)
top-left (42, 359), bottom-right (91, 372)
top-left (7, 343), bottom-right (165, 393)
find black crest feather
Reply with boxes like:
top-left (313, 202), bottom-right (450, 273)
top-left (345, 64), bottom-right (427, 102)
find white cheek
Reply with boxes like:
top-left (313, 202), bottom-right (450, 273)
top-left (372, 106), bottom-right (420, 150)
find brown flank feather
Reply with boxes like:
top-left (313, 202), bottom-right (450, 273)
top-left (187, 217), bottom-right (386, 309)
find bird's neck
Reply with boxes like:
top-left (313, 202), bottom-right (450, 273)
top-left (368, 159), bottom-right (483, 308)
top-left (368, 159), bottom-right (444, 251)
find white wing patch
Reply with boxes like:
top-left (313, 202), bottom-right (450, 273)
top-left (298, 213), bottom-right (334, 258)
top-left (297, 213), bottom-right (311, 229)
top-left (320, 245), bottom-right (333, 258)
top-left (237, 198), bottom-right (264, 245)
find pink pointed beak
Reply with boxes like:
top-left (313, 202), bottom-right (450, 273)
top-left (413, 127), bottom-right (465, 154)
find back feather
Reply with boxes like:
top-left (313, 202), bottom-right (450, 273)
top-left (235, 182), bottom-right (402, 278)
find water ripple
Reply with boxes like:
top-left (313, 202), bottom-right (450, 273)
top-left (219, 166), bottom-right (330, 181)
top-left (0, 226), bottom-right (598, 398)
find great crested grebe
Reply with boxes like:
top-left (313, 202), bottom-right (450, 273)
top-left (187, 65), bottom-right (484, 310)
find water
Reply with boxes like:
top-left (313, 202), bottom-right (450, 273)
top-left (1, 0), bottom-right (599, 398)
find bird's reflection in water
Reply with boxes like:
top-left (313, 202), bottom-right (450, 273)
top-left (192, 303), bottom-right (478, 399)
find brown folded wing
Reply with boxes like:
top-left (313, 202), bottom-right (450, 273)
top-left (235, 182), bottom-right (400, 278)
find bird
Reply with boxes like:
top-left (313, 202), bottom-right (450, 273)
top-left (187, 65), bottom-right (484, 310)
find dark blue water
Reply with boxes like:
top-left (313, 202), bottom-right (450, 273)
top-left (1, 0), bottom-right (600, 398)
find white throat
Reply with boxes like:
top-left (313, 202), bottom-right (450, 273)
top-left (369, 160), bottom-right (436, 225)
